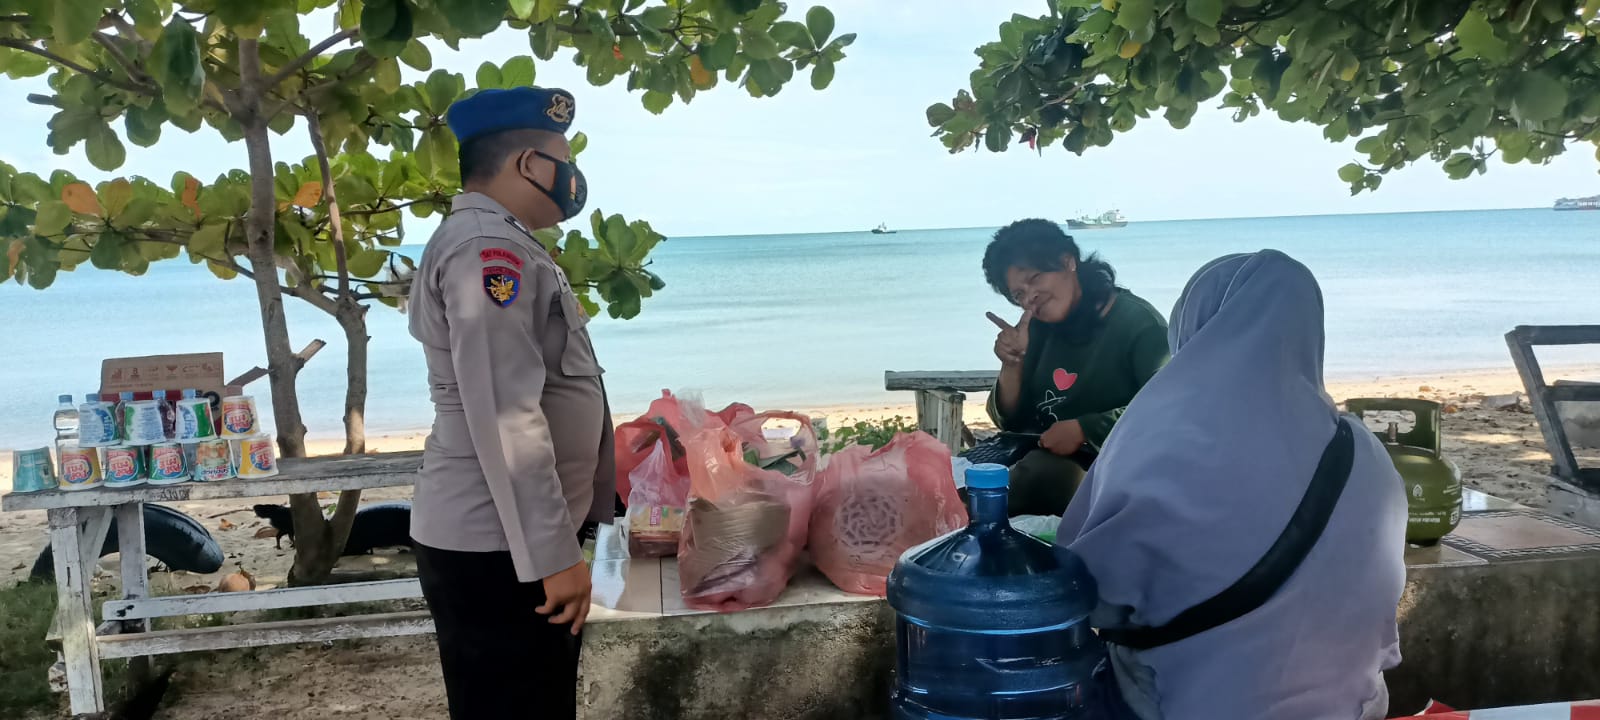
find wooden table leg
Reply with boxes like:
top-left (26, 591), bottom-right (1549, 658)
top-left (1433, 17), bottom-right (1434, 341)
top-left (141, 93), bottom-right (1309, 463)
top-left (914, 389), bottom-right (968, 454)
top-left (115, 502), bottom-right (150, 681)
top-left (48, 506), bottom-right (105, 715)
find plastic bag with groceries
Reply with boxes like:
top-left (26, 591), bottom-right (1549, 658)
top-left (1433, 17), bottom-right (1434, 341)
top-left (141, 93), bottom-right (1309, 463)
top-left (614, 391), bottom-right (755, 558)
top-left (810, 431), bottom-right (968, 596)
top-left (677, 410), bottom-right (818, 612)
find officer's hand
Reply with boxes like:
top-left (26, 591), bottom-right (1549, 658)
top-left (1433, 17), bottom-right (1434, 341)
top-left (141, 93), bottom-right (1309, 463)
top-left (536, 559), bottom-right (592, 635)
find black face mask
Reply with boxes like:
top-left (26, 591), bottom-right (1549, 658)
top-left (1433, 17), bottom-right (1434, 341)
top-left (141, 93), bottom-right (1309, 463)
top-left (527, 149), bottom-right (587, 222)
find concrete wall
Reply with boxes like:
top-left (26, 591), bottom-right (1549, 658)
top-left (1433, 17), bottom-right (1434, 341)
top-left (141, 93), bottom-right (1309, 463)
top-left (580, 550), bottom-right (1600, 719)
top-left (1387, 555), bottom-right (1600, 714)
top-left (580, 600), bottom-right (896, 720)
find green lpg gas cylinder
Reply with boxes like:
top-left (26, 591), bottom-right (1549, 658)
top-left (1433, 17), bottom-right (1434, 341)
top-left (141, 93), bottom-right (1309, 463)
top-left (1346, 398), bottom-right (1463, 546)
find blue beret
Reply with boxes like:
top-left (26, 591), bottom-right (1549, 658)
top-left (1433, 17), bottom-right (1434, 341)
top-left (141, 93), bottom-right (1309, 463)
top-left (445, 86), bottom-right (576, 144)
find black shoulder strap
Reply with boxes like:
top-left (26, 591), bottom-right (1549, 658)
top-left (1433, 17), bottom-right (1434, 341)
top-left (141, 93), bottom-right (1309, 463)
top-left (1097, 419), bottom-right (1356, 651)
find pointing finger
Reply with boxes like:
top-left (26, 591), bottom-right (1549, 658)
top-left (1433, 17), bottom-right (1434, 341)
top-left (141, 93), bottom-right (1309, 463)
top-left (985, 312), bottom-right (1014, 331)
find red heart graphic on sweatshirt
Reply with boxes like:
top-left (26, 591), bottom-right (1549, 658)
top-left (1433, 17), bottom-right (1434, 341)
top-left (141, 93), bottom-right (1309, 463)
top-left (1053, 368), bottom-right (1077, 392)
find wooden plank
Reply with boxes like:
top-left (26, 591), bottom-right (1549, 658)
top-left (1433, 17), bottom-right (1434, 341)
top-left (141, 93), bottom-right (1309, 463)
top-left (114, 502), bottom-right (149, 646)
top-left (96, 610), bottom-right (436, 660)
top-left (78, 508), bottom-right (113, 573)
top-left (1506, 329), bottom-right (1580, 480)
top-left (1507, 324), bottom-right (1600, 347)
top-left (49, 508), bottom-right (105, 715)
top-left (913, 389), bottom-right (966, 453)
top-left (885, 370), bottom-right (998, 393)
top-left (3, 451), bottom-right (423, 512)
top-left (1547, 384), bottom-right (1600, 404)
top-left (103, 578), bottom-right (423, 622)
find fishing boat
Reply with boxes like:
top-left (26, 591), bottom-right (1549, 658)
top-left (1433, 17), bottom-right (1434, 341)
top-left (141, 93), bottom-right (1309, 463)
top-left (871, 222), bottom-right (896, 234)
top-left (1553, 195), bottom-right (1600, 211)
top-left (1066, 210), bottom-right (1127, 230)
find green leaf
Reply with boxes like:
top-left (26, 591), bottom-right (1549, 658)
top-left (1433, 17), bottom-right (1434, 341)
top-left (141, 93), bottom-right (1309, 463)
top-left (476, 61), bottom-right (503, 89)
top-left (1512, 71), bottom-right (1567, 125)
top-left (925, 102), bottom-right (955, 127)
top-left (439, 0), bottom-right (510, 37)
top-left (1337, 163), bottom-right (1365, 183)
top-left (207, 260), bottom-right (238, 280)
top-left (571, 131), bottom-right (588, 156)
top-left (416, 125), bottom-right (456, 181)
top-left (502, 56), bottom-right (536, 87)
top-left (771, 21), bottom-right (813, 50)
top-left (638, 6), bottom-right (675, 29)
top-left (509, 0), bottom-right (535, 20)
top-left (362, 0), bottom-right (415, 57)
top-left (375, 58), bottom-right (402, 93)
top-left (152, 19), bottom-right (205, 113)
top-left (425, 70), bottom-right (463, 113)
top-left (100, 180), bottom-right (134, 219)
top-left (33, 201), bottom-right (71, 237)
top-left (1442, 153), bottom-right (1478, 180)
top-left (53, 0), bottom-right (101, 45)
top-left (400, 39), bottom-right (433, 70)
top-left (806, 6), bottom-right (835, 46)
top-left (118, 199), bottom-right (158, 228)
top-left (348, 248), bottom-right (387, 277)
top-left (984, 124), bottom-right (1009, 152)
top-left (217, 0), bottom-right (268, 29)
top-left (747, 58), bottom-right (793, 96)
top-left (701, 34), bottom-right (738, 70)
top-left (124, 104), bottom-right (167, 148)
top-left (85, 126), bottom-right (127, 172)
top-left (641, 90), bottom-right (673, 114)
top-left (1185, 0), bottom-right (1223, 25)
top-left (190, 223), bottom-right (228, 257)
top-left (810, 56), bottom-right (835, 90)
top-left (741, 28), bottom-right (781, 60)
top-left (90, 233), bottom-right (126, 271)
top-left (1454, 9), bottom-right (1509, 62)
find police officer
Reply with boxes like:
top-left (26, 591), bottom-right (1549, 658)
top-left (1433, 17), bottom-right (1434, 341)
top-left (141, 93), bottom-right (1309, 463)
top-left (407, 86), bottom-right (615, 720)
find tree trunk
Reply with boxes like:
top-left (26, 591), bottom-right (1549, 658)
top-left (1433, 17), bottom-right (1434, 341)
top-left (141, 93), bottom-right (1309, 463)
top-left (339, 306), bottom-right (370, 455)
top-left (238, 39), bottom-right (308, 459)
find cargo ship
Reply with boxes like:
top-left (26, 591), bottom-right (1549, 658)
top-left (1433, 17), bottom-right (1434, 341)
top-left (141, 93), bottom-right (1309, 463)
top-left (1066, 210), bottom-right (1127, 229)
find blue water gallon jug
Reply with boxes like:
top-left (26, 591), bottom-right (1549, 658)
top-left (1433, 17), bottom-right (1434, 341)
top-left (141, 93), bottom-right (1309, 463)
top-left (887, 463), bottom-right (1106, 720)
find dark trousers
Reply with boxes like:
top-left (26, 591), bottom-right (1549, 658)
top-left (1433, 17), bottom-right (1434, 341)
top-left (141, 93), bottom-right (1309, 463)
top-left (415, 542), bottom-right (581, 720)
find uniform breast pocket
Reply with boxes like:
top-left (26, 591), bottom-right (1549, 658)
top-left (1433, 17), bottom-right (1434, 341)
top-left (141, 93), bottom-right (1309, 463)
top-left (556, 291), bottom-right (603, 378)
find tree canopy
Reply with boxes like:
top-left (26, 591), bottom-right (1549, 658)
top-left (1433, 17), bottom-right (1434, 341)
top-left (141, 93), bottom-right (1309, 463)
top-left (928, 0), bottom-right (1600, 193)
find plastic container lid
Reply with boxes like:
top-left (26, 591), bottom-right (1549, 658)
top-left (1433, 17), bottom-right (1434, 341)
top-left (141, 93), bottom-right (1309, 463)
top-left (58, 394), bottom-right (72, 404)
top-left (154, 390), bottom-right (167, 400)
top-left (86, 393), bottom-right (99, 402)
top-left (182, 389), bottom-right (196, 399)
top-left (965, 463), bottom-right (1009, 489)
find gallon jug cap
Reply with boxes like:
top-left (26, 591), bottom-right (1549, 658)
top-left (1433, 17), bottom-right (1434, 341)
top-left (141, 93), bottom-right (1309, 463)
top-left (966, 463), bottom-right (1009, 489)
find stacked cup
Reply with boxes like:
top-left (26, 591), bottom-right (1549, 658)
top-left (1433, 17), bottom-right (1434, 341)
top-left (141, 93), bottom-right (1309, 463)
top-left (221, 396), bottom-right (277, 479)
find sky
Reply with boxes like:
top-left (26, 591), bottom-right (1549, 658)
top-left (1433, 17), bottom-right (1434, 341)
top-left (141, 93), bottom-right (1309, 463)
top-left (0, 1), bottom-right (1596, 238)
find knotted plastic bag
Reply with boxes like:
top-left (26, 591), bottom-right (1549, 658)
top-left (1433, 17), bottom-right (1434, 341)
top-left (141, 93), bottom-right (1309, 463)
top-left (810, 431), bottom-right (968, 596)
top-left (678, 411), bottom-right (817, 612)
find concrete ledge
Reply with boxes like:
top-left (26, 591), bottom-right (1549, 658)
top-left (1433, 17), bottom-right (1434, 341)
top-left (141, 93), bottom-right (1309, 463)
top-left (581, 502), bottom-right (1600, 719)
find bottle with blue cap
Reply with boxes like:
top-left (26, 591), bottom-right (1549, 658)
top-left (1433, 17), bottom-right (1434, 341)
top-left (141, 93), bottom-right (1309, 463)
top-left (887, 463), bottom-right (1109, 719)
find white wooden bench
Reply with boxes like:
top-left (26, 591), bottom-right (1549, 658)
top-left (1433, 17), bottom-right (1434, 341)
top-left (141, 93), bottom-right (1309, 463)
top-left (883, 370), bottom-right (1000, 453)
top-left (2, 452), bottom-right (425, 717)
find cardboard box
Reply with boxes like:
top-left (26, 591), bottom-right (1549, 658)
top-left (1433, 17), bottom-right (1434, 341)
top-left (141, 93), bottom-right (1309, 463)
top-left (99, 353), bottom-right (233, 403)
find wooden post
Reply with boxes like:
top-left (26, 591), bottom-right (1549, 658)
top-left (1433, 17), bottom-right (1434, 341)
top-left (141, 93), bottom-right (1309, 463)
top-left (1506, 328), bottom-right (1581, 481)
top-left (49, 507), bottom-right (105, 715)
top-left (115, 502), bottom-right (151, 681)
top-left (914, 389), bottom-right (967, 454)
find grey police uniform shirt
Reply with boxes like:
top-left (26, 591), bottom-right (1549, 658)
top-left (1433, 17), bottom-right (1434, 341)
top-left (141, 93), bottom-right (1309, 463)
top-left (408, 192), bottom-right (617, 583)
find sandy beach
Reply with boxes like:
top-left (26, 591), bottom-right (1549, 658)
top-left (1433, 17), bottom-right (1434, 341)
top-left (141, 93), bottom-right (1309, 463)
top-left (2, 366), bottom-right (1597, 718)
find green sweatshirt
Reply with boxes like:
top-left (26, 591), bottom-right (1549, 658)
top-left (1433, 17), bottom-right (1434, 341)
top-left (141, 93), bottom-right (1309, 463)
top-left (988, 290), bottom-right (1171, 450)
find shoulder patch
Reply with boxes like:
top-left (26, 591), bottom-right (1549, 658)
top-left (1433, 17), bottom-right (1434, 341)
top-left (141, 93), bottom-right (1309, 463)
top-left (483, 266), bottom-right (521, 307)
top-left (479, 246), bottom-right (524, 270)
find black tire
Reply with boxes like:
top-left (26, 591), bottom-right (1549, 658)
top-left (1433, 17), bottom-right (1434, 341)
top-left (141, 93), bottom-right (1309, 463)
top-left (342, 501), bottom-right (414, 555)
top-left (30, 504), bottom-right (225, 579)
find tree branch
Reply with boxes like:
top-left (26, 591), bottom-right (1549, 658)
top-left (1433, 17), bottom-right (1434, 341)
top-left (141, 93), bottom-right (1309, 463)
top-left (0, 39), bottom-right (152, 95)
top-left (304, 112), bottom-right (352, 300)
top-left (342, 196), bottom-right (444, 217)
top-left (264, 28), bottom-right (359, 89)
top-left (92, 31), bottom-right (154, 86)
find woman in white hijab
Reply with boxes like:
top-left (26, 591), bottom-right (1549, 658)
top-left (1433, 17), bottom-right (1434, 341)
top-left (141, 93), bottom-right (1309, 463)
top-left (1060, 250), bottom-right (1408, 719)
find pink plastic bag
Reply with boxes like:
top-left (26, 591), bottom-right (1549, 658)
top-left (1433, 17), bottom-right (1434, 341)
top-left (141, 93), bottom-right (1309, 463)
top-left (810, 432), bottom-right (968, 596)
top-left (614, 390), bottom-right (756, 502)
top-left (677, 411), bottom-right (818, 612)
